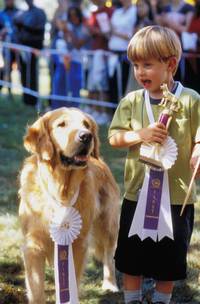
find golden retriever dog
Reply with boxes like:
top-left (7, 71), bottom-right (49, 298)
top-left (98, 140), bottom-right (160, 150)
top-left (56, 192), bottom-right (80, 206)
top-left (18, 107), bottom-right (120, 304)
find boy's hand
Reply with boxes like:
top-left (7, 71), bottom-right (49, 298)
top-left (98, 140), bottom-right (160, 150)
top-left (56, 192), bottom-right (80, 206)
top-left (190, 143), bottom-right (200, 178)
top-left (138, 123), bottom-right (167, 145)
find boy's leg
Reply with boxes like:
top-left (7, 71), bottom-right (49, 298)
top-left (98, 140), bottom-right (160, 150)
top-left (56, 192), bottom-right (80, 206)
top-left (124, 274), bottom-right (142, 290)
top-left (123, 274), bottom-right (143, 304)
top-left (152, 281), bottom-right (174, 304)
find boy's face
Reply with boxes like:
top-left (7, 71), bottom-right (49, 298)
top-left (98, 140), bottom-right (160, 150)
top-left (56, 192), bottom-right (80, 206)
top-left (133, 58), bottom-right (175, 97)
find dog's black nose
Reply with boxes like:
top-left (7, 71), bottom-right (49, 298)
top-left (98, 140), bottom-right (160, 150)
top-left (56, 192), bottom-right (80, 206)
top-left (78, 131), bottom-right (92, 144)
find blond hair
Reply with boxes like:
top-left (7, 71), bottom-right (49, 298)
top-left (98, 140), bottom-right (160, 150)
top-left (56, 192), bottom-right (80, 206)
top-left (127, 26), bottom-right (182, 74)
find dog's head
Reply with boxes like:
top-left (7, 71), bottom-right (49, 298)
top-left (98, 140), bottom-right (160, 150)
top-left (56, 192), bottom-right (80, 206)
top-left (24, 107), bottom-right (100, 168)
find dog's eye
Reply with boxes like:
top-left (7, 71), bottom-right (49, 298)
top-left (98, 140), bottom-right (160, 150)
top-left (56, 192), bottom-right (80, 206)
top-left (83, 120), bottom-right (90, 129)
top-left (57, 121), bottom-right (66, 128)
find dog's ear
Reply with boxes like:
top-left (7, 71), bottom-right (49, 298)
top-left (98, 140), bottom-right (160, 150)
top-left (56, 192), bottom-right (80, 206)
top-left (90, 118), bottom-right (100, 159)
top-left (24, 116), bottom-right (54, 161)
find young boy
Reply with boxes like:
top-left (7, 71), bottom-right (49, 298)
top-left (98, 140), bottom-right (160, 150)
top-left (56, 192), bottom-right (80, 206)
top-left (108, 25), bottom-right (200, 304)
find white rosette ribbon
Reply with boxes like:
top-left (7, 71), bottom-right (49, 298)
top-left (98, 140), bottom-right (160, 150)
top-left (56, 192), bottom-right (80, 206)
top-left (157, 136), bottom-right (178, 169)
top-left (140, 135), bottom-right (178, 170)
top-left (50, 206), bottom-right (82, 245)
top-left (50, 205), bottom-right (82, 304)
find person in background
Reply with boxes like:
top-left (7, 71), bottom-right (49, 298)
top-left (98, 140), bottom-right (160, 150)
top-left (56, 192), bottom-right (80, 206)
top-left (155, 0), bottom-right (194, 88)
top-left (108, 25), bottom-right (200, 304)
top-left (66, 0), bottom-right (82, 8)
top-left (0, 0), bottom-right (18, 42)
top-left (149, 0), bottom-right (172, 25)
top-left (86, 0), bottom-right (113, 125)
top-left (187, 0), bottom-right (200, 45)
top-left (0, 0), bottom-right (19, 92)
top-left (49, 0), bottom-right (68, 109)
top-left (108, 0), bottom-right (137, 107)
top-left (181, 0), bottom-right (200, 92)
top-left (50, 0), bottom-right (68, 44)
top-left (125, 0), bottom-right (155, 95)
top-left (160, 0), bottom-right (194, 35)
top-left (135, 0), bottom-right (155, 31)
top-left (14, 0), bottom-right (46, 106)
top-left (51, 6), bottom-right (91, 109)
top-left (88, 0), bottom-right (113, 61)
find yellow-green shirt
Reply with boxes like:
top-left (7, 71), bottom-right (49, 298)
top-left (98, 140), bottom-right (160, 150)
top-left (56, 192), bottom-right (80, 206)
top-left (108, 87), bottom-right (200, 205)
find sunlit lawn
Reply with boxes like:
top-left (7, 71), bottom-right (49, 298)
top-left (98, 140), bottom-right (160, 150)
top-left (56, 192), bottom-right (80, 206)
top-left (0, 94), bottom-right (199, 303)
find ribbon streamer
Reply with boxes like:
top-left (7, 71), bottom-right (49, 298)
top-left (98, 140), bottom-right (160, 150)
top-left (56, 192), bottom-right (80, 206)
top-left (128, 168), bottom-right (173, 241)
top-left (140, 136), bottom-right (178, 170)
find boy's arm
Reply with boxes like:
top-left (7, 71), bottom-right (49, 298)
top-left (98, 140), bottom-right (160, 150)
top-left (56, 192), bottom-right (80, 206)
top-left (190, 142), bottom-right (200, 178)
top-left (109, 122), bottom-right (167, 148)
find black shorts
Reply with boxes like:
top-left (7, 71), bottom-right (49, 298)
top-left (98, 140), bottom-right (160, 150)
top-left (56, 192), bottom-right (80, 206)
top-left (115, 198), bottom-right (194, 281)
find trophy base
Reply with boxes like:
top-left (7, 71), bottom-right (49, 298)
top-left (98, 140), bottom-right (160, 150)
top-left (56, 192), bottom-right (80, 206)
top-left (139, 155), bottom-right (163, 169)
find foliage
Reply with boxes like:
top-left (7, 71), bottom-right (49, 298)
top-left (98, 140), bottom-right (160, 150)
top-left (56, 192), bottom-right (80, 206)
top-left (0, 94), bottom-right (200, 303)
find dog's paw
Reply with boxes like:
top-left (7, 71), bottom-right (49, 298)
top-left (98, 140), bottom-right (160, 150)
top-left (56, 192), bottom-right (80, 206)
top-left (102, 280), bottom-right (119, 292)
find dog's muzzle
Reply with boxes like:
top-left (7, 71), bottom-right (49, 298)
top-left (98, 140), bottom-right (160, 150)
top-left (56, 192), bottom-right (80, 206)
top-left (60, 130), bottom-right (93, 167)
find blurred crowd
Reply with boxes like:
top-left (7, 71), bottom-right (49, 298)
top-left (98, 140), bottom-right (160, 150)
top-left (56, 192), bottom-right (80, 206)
top-left (0, 0), bottom-right (46, 105)
top-left (0, 0), bottom-right (200, 124)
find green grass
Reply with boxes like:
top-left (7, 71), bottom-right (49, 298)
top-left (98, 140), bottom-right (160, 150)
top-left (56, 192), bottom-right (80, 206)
top-left (0, 94), bottom-right (200, 303)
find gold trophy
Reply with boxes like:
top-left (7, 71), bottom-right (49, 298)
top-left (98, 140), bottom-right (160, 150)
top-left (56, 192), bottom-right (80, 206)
top-left (139, 84), bottom-right (180, 170)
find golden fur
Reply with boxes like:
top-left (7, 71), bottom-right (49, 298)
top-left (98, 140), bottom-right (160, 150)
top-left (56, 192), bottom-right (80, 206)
top-left (18, 107), bottom-right (120, 304)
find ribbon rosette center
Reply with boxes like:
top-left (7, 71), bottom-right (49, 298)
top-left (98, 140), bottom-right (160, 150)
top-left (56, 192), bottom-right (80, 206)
top-left (50, 206), bottom-right (82, 245)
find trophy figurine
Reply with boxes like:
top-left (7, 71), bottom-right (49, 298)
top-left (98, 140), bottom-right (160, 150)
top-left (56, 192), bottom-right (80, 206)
top-left (139, 84), bottom-right (180, 170)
